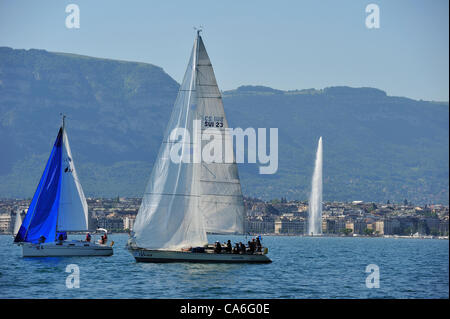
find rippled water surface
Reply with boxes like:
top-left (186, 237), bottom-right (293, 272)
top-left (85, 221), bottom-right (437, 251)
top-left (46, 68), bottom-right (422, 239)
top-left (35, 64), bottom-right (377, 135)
top-left (0, 234), bottom-right (448, 298)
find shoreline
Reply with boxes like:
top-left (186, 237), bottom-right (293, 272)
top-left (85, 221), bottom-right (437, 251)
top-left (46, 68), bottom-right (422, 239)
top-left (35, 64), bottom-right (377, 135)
top-left (2, 233), bottom-right (448, 240)
top-left (234, 233), bottom-right (449, 240)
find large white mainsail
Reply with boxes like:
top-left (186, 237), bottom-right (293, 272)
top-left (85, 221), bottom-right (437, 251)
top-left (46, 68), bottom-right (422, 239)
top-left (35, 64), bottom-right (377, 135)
top-left (57, 125), bottom-right (89, 232)
top-left (196, 37), bottom-right (245, 234)
top-left (133, 32), bottom-right (244, 250)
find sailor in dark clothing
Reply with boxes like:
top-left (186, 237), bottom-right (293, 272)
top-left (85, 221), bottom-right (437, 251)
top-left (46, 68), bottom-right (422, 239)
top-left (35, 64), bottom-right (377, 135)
top-left (57, 233), bottom-right (64, 245)
top-left (256, 237), bottom-right (262, 252)
top-left (100, 234), bottom-right (107, 245)
top-left (251, 238), bottom-right (257, 253)
top-left (248, 240), bottom-right (255, 254)
top-left (233, 243), bottom-right (240, 254)
top-left (226, 240), bottom-right (232, 253)
top-left (214, 241), bottom-right (222, 253)
top-left (38, 235), bottom-right (46, 244)
top-left (239, 242), bottom-right (246, 254)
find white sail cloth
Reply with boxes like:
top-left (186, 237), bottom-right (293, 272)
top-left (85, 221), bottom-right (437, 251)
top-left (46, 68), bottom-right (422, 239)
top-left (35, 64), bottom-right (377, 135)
top-left (57, 129), bottom-right (89, 232)
top-left (196, 37), bottom-right (245, 234)
top-left (133, 34), bottom-right (244, 250)
top-left (13, 210), bottom-right (22, 236)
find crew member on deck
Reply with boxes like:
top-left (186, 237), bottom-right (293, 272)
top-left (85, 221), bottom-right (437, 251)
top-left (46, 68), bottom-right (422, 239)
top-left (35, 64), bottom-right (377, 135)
top-left (57, 233), bottom-right (64, 245)
top-left (239, 242), bottom-right (246, 254)
top-left (248, 240), bottom-right (255, 254)
top-left (226, 240), bottom-right (232, 253)
top-left (85, 233), bottom-right (91, 242)
top-left (251, 238), bottom-right (257, 253)
top-left (256, 236), bottom-right (262, 252)
top-left (214, 241), bottom-right (222, 253)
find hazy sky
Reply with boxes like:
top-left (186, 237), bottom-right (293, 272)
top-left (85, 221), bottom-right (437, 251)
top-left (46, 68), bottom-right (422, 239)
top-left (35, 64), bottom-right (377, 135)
top-left (0, 0), bottom-right (448, 101)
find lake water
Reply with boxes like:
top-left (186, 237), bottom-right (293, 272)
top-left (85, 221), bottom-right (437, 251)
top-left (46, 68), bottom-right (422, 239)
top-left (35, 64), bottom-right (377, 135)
top-left (0, 234), bottom-right (448, 299)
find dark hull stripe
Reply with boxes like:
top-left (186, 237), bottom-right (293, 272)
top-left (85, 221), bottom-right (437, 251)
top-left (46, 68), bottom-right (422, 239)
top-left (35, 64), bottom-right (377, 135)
top-left (134, 257), bottom-right (271, 264)
top-left (24, 255), bottom-right (113, 257)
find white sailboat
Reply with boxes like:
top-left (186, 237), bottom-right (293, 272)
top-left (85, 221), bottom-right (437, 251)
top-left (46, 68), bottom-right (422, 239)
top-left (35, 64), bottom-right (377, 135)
top-left (14, 117), bottom-right (113, 257)
top-left (127, 31), bottom-right (271, 263)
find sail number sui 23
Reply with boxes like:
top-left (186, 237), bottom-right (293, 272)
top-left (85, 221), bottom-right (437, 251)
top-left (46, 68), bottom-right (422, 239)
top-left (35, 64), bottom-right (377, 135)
top-left (203, 115), bottom-right (223, 128)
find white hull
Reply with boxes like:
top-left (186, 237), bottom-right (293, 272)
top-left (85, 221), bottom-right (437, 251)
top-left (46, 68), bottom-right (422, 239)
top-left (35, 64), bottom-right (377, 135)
top-left (129, 247), bottom-right (271, 263)
top-left (20, 241), bottom-right (113, 257)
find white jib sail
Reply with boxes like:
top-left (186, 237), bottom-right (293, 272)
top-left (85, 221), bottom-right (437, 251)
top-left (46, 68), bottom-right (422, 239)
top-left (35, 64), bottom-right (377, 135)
top-left (133, 35), bottom-right (207, 250)
top-left (133, 33), bottom-right (244, 250)
top-left (13, 210), bottom-right (22, 236)
top-left (57, 129), bottom-right (89, 232)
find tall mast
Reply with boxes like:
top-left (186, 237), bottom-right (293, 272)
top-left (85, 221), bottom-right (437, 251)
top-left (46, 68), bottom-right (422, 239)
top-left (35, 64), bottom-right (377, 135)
top-left (194, 25), bottom-right (203, 37)
top-left (61, 113), bottom-right (66, 132)
top-left (55, 113), bottom-right (66, 238)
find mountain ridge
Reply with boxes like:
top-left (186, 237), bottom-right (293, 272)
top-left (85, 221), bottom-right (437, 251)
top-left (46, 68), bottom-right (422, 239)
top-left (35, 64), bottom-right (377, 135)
top-left (0, 47), bottom-right (448, 204)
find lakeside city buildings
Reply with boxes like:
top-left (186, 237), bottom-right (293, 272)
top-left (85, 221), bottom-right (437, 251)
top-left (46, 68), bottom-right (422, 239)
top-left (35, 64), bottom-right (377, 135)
top-left (0, 197), bottom-right (448, 238)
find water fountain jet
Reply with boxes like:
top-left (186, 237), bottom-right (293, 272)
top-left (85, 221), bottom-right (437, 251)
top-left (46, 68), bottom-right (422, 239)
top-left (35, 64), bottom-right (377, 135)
top-left (308, 137), bottom-right (323, 236)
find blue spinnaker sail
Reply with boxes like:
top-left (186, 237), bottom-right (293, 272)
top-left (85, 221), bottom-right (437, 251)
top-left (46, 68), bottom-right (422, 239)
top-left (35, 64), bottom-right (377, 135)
top-left (14, 128), bottom-right (63, 243)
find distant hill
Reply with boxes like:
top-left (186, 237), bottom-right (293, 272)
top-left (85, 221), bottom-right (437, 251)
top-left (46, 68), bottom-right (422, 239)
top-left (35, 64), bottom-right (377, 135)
top-left (224, 86), bottom-right (448, 204)
top-left (0, 47), bottom-right (448, 204)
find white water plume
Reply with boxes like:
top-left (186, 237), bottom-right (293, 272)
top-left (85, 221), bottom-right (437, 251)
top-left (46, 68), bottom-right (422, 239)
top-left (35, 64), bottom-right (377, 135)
top-left (308, 137), bottom-right (323, 235)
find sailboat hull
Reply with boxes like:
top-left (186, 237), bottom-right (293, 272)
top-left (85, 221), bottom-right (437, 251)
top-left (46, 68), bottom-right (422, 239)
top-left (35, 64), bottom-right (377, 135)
top-left (129, 247), bottom-right (271, 263)
top-left (21, 241), bottom-right (113, 257)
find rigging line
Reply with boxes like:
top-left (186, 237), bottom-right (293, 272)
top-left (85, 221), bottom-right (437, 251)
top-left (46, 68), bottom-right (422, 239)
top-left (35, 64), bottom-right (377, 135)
top-left (195, 68), bottom-right (208, 83)
top-left (200, 180), bottom-right (241, 184)
top-left (201, 162), bottom-right (216, 178)
top-left (197, 96), bottom-right (222, 99)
